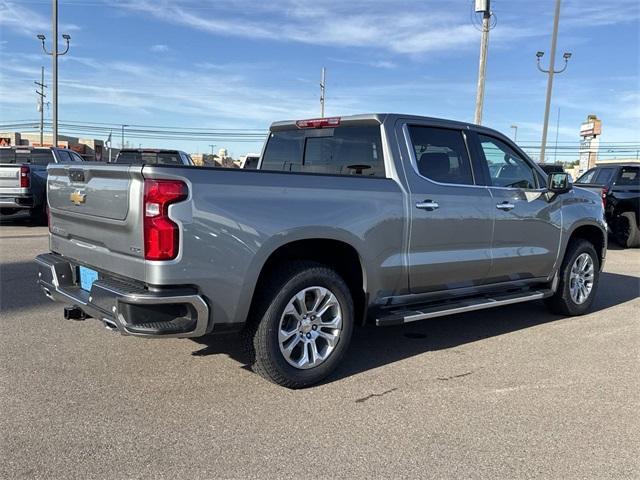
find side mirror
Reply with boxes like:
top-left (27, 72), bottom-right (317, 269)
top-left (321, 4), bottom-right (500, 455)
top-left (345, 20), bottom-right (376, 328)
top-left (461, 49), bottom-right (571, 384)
top-left (548, 172), bottom-right (572, 194)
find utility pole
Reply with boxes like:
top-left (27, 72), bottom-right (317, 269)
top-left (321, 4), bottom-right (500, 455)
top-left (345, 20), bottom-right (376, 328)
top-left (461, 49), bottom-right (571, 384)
top-left (473, 0), bottom-right (493, 125)
top-left (34, 67), bottom-right (47, 146)
top-left (536, 0), bottom-right (571, 163)
top-left (320, 67), bottom-right (326, 118)
top-left (121, 124), bottom-right (128, 149)
top-left (209, 144), bottom-right (216, 155)
top-left (510, 124), bottom-right (518, 143)
top-left (37, 0), bottom-right (71, 147)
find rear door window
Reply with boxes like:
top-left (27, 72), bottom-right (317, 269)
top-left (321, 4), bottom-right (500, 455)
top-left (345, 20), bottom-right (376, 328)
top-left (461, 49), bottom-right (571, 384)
top-left (261, 125), bottom-right (385, 176)
top-left (576, 169), bottom-right (597, 184)
top-left (55, 151), bottom-right (72, 163)
top-left (407, 126), bottom-right (474, 185)
top-left (594, 168), bottom-right (615, 184)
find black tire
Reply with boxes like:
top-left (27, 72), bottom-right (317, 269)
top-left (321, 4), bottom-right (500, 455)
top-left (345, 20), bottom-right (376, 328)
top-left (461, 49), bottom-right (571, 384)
top-left (545, 239), bottom-right (600, 316)
top-left (242, 261), bottom-right (354, 389)
top-left (30, 200), bottom-right (48, 226)
top-left (613, 212), bottom-right (640, 248)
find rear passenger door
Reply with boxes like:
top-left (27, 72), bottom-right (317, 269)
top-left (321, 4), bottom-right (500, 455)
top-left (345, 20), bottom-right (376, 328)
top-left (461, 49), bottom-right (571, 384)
top-left (401, 124), bottom-right (494, 293)
top-left (471, 133), bottom-right (562, 282)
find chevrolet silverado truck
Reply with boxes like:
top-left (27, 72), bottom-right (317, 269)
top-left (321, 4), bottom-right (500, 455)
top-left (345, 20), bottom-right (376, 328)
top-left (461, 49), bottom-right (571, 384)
top-left (36, 114), bottom-right (607, 388)
top-left (0, 146), bottom-right (84, 223)
top-left (574, 163), bottom-right (640, 248)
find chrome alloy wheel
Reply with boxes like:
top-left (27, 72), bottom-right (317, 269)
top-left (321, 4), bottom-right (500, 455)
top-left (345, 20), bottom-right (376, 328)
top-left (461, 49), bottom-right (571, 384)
top-left (278, 286), bottom-right (343, 370)
top-left (569, 253), bottom-right (595, 305)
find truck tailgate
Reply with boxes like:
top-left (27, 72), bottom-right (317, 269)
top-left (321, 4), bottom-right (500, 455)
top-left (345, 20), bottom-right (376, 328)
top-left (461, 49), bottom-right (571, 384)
top-left (47, 163), bottom-right (146, 281)
top-left (0, 165), bottom-right (21, 189)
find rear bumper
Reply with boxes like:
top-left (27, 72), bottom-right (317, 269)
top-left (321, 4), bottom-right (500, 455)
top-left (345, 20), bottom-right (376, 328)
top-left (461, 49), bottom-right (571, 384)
top-left (35, 253), bottom-right (210, 338)
top-left (0, 193), bottom-right (34, 209)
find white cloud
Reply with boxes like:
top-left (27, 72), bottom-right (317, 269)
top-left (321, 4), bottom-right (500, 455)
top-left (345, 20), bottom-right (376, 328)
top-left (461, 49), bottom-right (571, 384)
top-left (150, 44), bottom-right (169, 53)
top-left (0, 0), bottom-right (80, 36)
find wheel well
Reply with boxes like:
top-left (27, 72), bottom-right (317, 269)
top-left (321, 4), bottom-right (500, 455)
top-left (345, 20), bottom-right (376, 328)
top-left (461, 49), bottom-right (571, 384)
top-left (567, 225), bottom-right (605, 265)
top-left (254, 239), bottom-right (366, 324)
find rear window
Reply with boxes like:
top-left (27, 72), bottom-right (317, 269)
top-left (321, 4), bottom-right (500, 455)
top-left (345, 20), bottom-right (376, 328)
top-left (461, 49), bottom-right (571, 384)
top-left (261, 125), bottom-right (385, 177)
top-left (0, 149), bottom-right (52, 165)
top-left (615, 167), bottom-right (639, 185)
top-left (114, 151), bottom-right (183, 165)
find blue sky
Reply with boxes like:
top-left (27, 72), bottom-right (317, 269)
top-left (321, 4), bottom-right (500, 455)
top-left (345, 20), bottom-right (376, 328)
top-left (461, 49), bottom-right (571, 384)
top-left (1, 0), bottom-right (639, 158)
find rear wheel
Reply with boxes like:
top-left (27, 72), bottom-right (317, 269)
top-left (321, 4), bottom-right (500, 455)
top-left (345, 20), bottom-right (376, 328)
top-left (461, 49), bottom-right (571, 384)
top-left (613, 212), bottom-right (640, 248)
top-left (243, 262), bottom-right (354, 388)
top-left (545, 239), bottom-right (600, 316)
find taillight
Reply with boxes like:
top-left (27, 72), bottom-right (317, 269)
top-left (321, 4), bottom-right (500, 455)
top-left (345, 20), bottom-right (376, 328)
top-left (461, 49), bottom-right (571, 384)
top-left (601, 187), bottom-right (608, 209)
top-left (20, 165), bottom-right (30, 188)
top-left (295, 117), bottom-right (341, 129)
top-left (143, 179), bottom-right (187, 260)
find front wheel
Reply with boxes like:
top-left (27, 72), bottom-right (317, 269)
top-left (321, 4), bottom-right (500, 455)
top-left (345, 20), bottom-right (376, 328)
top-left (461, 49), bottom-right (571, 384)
top-left (243, 262), bottom-right (354, 388)
top-left (545, 239), bottom-right (600, 316)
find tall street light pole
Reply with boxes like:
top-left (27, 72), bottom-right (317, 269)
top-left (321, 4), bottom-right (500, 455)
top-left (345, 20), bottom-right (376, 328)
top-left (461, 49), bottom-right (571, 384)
top-left (37, 0), bottom-right (70, 147)
top-left (474, 0), bottom-right (493, 125)
top-left (536, 0), bottom-right (571, 163)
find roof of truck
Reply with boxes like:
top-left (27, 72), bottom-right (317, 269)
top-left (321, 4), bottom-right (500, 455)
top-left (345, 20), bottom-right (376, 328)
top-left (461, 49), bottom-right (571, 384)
top-left (270, 113), bottom-right (503, 137)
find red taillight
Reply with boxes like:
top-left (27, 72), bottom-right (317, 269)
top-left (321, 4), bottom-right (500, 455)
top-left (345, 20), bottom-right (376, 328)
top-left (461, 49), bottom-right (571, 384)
top-left (601, 187), bottom-right (608, 209)
top-left (20, 165), bottom-right (30, 188)
top-left (295, 117), bottom-right (341, 129)
top-left (143, 179), bottom-right (187, 261)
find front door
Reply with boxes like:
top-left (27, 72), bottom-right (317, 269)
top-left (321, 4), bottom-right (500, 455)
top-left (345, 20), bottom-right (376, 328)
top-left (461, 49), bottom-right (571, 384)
top-left (402, 124), bottom-right (494, 294)
top-left (472, 133), bottom-right (562, 282)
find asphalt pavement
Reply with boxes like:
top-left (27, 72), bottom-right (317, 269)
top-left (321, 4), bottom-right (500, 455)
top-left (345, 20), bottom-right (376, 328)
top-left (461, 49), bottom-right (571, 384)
top-left (1, 215), bottom-right (639, 479)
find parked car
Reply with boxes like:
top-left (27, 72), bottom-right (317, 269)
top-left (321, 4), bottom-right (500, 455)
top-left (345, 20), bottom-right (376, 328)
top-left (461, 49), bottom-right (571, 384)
top-left (575, 163), bottom-right (640, 247)
top-left (240, 154), bottom-right (260, 169)
top-left (0, 146), bottom-right (83, 223)
top-left (538, 163), bottom-right (573, 183)
top-left (36, 114), bottom-right (606, 388)
top-left (113, 149), bottom-right (194, 166)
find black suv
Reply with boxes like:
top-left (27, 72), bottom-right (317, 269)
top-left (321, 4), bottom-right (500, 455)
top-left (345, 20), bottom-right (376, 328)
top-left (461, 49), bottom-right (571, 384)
top-left (575, 164), bottom-right (640, 247)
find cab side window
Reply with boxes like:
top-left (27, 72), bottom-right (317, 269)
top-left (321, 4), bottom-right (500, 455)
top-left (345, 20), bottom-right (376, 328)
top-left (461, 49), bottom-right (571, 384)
top-left (478, 135), bottom-right (537, 189)
top-left (408, 126), bottom-right (474, 185)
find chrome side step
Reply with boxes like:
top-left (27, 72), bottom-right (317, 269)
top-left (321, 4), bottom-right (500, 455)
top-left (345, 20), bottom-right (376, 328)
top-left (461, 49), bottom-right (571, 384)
top-left (375, 289), bottom-right (553, 327)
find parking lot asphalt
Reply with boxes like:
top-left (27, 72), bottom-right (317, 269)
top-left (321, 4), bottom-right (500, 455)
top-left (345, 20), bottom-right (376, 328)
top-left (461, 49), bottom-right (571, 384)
top-left (1, 215), bottom-right (639, 479)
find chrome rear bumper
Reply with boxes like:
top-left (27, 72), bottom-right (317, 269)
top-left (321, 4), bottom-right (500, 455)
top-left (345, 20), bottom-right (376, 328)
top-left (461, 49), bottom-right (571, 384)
top-left (35, 253), bottom-right (210, 338)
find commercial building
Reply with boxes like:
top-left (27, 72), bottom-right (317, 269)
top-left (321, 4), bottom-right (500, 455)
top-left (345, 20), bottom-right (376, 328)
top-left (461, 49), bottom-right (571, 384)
top-left (0, 131), bottom-right (106, 161)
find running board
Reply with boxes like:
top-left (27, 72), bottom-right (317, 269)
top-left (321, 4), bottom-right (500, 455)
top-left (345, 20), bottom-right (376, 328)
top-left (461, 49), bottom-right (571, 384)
top-left (375, 289), bottom-right (553, 327)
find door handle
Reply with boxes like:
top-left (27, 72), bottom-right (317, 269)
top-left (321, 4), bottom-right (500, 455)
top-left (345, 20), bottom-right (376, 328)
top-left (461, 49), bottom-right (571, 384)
top-left (416, 200), bottom-right (439, 211)
top-left (496, 201), bottom-right (515, 211)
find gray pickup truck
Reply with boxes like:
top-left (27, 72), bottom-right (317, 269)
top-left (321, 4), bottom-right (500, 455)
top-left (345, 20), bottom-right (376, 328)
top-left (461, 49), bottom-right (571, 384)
top-left (36, 114), bottom-right (607, 388)
top-left (0, 146), bottom-right (84, 223)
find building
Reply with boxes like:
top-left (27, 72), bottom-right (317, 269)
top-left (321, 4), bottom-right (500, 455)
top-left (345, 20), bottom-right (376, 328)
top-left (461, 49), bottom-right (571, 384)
top-left (0, 131), bottom-right (106, 161)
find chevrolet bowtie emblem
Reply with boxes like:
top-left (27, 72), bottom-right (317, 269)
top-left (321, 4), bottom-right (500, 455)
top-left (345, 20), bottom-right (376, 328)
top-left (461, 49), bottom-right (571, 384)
top-left (70, 190), bottom-right (86, 206)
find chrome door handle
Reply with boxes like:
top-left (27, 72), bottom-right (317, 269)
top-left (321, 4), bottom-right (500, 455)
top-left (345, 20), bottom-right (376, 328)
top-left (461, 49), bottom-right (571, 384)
top-left (416, 200), bottom-right (439, 211)
top-left (496, 202), bottom-right (515, 211)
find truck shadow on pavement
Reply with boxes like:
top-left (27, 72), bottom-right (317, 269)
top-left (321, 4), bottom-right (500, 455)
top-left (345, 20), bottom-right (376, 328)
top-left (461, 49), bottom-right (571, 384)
top-left (0, 260), bottom-right (53, 314)
top-left (190, 271), bottom-right (640, 384)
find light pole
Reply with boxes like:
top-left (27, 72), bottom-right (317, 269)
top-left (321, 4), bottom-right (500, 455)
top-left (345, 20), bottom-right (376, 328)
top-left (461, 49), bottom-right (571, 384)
top-left (37, 1), bottom-right (70, 147)
top-left (535, 0), bottom-right (571, 163)
top-left (510, 125), bottom-right (518, 143)
top-left (121, 124), bottom-right (129, 149)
